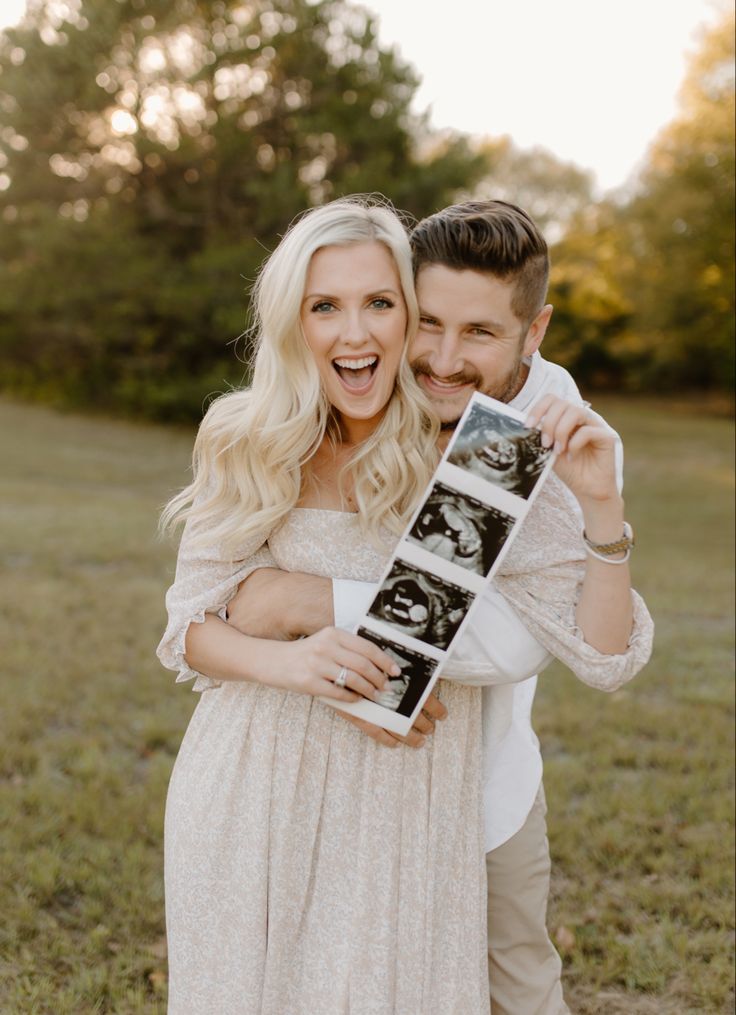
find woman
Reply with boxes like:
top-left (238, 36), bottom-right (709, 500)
top-left (158, 198), bottom-right (492, 1015)
top-left (158, 196), bottom-right (652, 1014)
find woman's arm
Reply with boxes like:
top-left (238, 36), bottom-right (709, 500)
top-left (528, 395), bottom-right (633, 653)
top-left (157, 520), bottom-right (400, 702)
top-left (495, 397), bottom-right (653, 691)
top-left (156, 534), bottom-right (279, 691)
top-left (183, 613), bottom-right (400, 705)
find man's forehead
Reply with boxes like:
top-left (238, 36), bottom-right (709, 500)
top-left (415, 263), bottom-right (516, 325)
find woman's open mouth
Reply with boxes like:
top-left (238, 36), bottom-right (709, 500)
top-left (333, 355), bottom-right (379, 392)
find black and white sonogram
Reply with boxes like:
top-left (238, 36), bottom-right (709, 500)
top-left (448, 402), bottom-right (551, 499)
top-left (357, 627), bottom-right (438, 717)
top-left (368, 560), bottom-right (472, 650)
top-left (408, 482), bottom-right (516, 575)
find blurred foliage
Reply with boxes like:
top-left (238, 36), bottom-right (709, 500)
top-left (0, 0), bottom-right (487, 419)
top-left (470, 136), bottom-right (596, 238)
top-left (615, 8), bottom-right (736, 392)
top-left (547, 9), bottom-right (735, 394)
top-left (0, 0), bottom-right (733, 418)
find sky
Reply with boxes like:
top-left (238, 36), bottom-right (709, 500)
top-left (362, 0), bottom-right (723, 193)
top-left (0, 0), bottom-right (724, 193)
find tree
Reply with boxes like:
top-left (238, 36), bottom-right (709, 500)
top-left (0, 0), bottom-right (488, 418)
top-left (538, 7), bottom-right (735, 394)
top-left (545, 202), bottom-right (636, 388)
top-left (614, 8), bottom-right (735, 391)
top-left (470, 136), bottom-right (595, 239)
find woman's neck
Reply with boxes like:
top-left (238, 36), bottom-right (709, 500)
top-left (336, 411), bottom-right (383, 446)
top-left (297, 437), bottom-right (356, 511)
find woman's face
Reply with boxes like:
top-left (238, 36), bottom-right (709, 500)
top-left (300, 241), bottom-right (408, 442)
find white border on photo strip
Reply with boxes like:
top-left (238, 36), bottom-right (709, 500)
top-left (319, 391), bottom-right (557, 735)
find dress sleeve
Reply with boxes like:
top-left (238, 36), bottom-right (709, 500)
top-left (156, 517), bottom-right (277, 692)
top-left (493, 473), bottom-right (654, 692)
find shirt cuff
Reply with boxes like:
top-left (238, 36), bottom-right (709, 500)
top-left (332, 579), bottom-right (379, 631)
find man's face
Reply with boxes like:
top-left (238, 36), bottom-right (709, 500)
top-left (410, 264), bottom-right (551, 426)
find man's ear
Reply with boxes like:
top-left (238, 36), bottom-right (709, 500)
top-left (522, 304), bottom-right (553, 358)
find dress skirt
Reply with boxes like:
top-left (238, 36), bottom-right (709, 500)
top-left (165, 679), bottom-right (488, 1015)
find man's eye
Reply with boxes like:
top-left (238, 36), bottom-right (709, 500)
top-left (470, 328), bottom-right (493, 338)
top-left (419, 316), bottom-right (439, 328)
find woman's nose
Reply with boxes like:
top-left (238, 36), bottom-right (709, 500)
top-left (343, 309), bottom-right (369, 345)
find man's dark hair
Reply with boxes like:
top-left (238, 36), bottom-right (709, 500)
top-left (410, 200), bottom-right (549, 328)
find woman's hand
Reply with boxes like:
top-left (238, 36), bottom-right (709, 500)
top-left (526, 395), bottom-right (619, 506)
top-left (262, 626), bottom-right (402, 704)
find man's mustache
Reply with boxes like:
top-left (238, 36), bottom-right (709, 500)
top-left (411, 357), bottom-right (483, 389)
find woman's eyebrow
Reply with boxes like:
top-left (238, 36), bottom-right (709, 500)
top-left (302, 287), bottom-right (401, 301)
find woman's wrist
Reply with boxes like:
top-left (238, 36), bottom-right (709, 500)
top-left (578, 494), bottom-right (626, 545)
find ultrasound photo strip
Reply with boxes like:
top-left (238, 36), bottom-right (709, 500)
top-left (320, 391), bottom-right (556, 735)
top-left (367, 558), bottom-right (474, 652)
top-left (406, 481), bottom-right (516, 578)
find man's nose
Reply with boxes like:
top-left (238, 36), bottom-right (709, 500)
top-left (428, 333), bottom-right (464, 377)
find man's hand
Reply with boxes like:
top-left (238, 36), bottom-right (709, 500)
top-left (335, 691), bottom-right (448, 749)
top-left (226, 568), bottom-right (333, 640)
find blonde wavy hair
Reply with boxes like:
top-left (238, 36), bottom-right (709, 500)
top-left (161, 196), bottom-right (440, 557)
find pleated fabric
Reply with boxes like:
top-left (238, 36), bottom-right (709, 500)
top-left (164, 511), bottom-right (489, 1015)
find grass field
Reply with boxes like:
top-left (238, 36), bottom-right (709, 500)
top-left (0, 396), bottom-right (733, 1014)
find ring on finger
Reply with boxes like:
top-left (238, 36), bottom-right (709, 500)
top-left (334, 666), bottom-right (349, 689)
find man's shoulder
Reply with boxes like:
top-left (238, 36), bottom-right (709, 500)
top-left (533, 355), bottom-right (583, 402)
top-left (513, 353), bottom-right (584, 412)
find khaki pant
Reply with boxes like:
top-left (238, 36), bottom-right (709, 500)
top-left (486, 787), bottom-right (570, 1015)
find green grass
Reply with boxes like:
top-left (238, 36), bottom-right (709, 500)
top-left (539, 397), bottom-right (735, 1014)
top-left (0, 396), bottom-right (733, 1013)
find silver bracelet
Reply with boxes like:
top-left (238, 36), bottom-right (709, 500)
top-left (582, 521), bottom-right (634, 564)
top-left (584, 543), bottom-right (631, 564)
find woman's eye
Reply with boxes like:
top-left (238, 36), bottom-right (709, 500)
top-left (311, 301), bottom-right (335, 313)
top-left (370, 297), bottom-right (394, 310)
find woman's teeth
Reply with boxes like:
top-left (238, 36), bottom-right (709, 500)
top-left (333, 356), bottom-right (378, 387)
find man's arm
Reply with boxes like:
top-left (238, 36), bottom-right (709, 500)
top-left (226, 569), bottom-right (554, 688)
top-left (224, 568), bottom-right (334, 640)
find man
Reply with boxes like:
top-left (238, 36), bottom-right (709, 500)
top-left (225, 200), bottom-right (652, 1013)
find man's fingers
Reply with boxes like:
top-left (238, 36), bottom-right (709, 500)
top-left (420, 693), bottom-right (448, 721)
top-left (335, 711), bottom-right (400, 748)
top-left (412, 712), bottom-right (434, 735)
top-left (396, 728), bottom-right (427, 749)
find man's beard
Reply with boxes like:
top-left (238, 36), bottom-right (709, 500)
top-left (412, 356), bottom-right (527, 430)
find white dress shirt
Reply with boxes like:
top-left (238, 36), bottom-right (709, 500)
top-left (333, 352), bottom-right (623, 852)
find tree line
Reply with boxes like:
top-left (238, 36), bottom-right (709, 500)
top-left (0, 0), bottom-right (732, 421)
